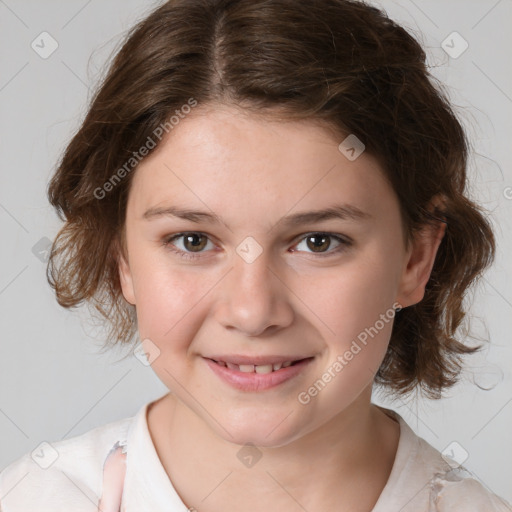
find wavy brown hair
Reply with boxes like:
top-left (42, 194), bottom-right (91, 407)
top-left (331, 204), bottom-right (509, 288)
top-left (47, 0), bottom-right (495, 399)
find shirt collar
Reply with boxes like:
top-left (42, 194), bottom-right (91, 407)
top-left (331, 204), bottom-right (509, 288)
top-left (123, 401), bottom-right (188, 510)
top-left (122, 401), bottom-right (423, 511)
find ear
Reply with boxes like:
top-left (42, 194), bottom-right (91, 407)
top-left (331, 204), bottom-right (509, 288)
top-left (116, 237), bottom-right (136, 306)
top-left (396, 195), bottom-right (447, 308)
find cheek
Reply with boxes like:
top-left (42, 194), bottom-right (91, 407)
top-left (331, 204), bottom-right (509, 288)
top-left (129, 252), bottom-right (210, 351)
top-left (294, 246), bottom-right (401, 349)
top-left (297, 264), bottom-right (398, 412)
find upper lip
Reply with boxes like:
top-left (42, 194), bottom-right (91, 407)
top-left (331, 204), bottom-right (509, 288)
top-left (205, 354), bottom-right (313, 365)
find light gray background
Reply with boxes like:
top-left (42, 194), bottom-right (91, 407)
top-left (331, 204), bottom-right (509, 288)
top-left (1, 0), bottom-right (511, 504)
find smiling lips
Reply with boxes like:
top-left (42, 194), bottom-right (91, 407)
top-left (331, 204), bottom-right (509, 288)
top-left (204, 355), bottom-right (315, 391)
top-left (215, 360), bottom-right (293, 373)
top-left (206, 354), bottom-right (311, 373)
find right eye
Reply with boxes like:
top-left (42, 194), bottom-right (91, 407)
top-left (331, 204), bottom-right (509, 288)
top-left (162, 232), bottom-right (216, 260)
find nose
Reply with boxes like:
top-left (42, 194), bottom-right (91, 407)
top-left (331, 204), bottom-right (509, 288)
top-left (213, 251), bottom-right (294, 337)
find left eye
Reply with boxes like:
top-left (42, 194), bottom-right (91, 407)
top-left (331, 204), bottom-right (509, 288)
top-left (292, 233), bottom-right (349, 255)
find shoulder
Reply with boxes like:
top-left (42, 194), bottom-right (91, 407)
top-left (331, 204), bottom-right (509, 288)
top-left (409, 429), bottom-right (512, 511)
top-left (375, 407), bottom-right (512, 512)
top-left (0, 412), bottom-right (134, 512)
top-left (428, 467), bottom-right (512, 511)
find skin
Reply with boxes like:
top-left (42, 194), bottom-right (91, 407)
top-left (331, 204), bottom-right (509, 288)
top-left (118, 104), bottom-right (446, 511)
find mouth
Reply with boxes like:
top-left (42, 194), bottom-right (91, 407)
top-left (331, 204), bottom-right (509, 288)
top-left (207, 357), bottom-right (311, 373)
top-left (203, 356), bottom-right (315, 391)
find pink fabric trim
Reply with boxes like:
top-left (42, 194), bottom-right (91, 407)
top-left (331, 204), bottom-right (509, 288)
top-left (97, 440), bottom-right (127, 512)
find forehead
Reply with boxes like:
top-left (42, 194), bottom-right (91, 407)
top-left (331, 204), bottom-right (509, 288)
top-left (126, 105), bottom-right (398, 224)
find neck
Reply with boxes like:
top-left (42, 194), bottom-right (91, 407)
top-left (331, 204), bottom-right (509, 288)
top-left (147, 389), bottom-right (400, 512)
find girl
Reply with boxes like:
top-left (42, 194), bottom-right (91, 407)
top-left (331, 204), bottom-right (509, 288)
top-left (1, 0), bottom-right (510, 510)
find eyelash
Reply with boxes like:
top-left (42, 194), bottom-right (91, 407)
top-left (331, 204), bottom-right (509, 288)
top-left (162, 232), bottom-right (352, 261)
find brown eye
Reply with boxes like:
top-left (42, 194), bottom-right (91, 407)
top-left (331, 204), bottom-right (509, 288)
top-left (305, 234), bottom-right (331, 252)
top-left (163, 232), bottom-right (215, 259)
top-left (182, 233), bottom-right (208, 252)
top-left (292, 232), bottom-right (350, 256)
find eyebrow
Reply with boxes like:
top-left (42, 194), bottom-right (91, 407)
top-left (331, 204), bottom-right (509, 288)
top-left (142, 204), bottom-right (372, 229)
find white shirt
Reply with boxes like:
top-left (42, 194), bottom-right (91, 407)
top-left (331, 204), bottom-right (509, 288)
top-left (0, 400), bottom-right (510, 511)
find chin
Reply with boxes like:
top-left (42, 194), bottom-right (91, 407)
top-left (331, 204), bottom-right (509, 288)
top-left (210, 408), bottom-right (308, 449)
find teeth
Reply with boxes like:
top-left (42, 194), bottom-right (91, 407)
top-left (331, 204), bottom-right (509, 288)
top-left (255, 364), bottom-right (273, 374)
top-left (217, 360), bottom-right (295, 372)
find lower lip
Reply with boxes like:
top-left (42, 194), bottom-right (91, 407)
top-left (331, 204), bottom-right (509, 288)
top-left (204, 357), bottom-right (314, 391)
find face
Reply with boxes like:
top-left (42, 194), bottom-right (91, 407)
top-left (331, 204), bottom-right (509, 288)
top-left (118, 104), bottom-right (443, 447)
